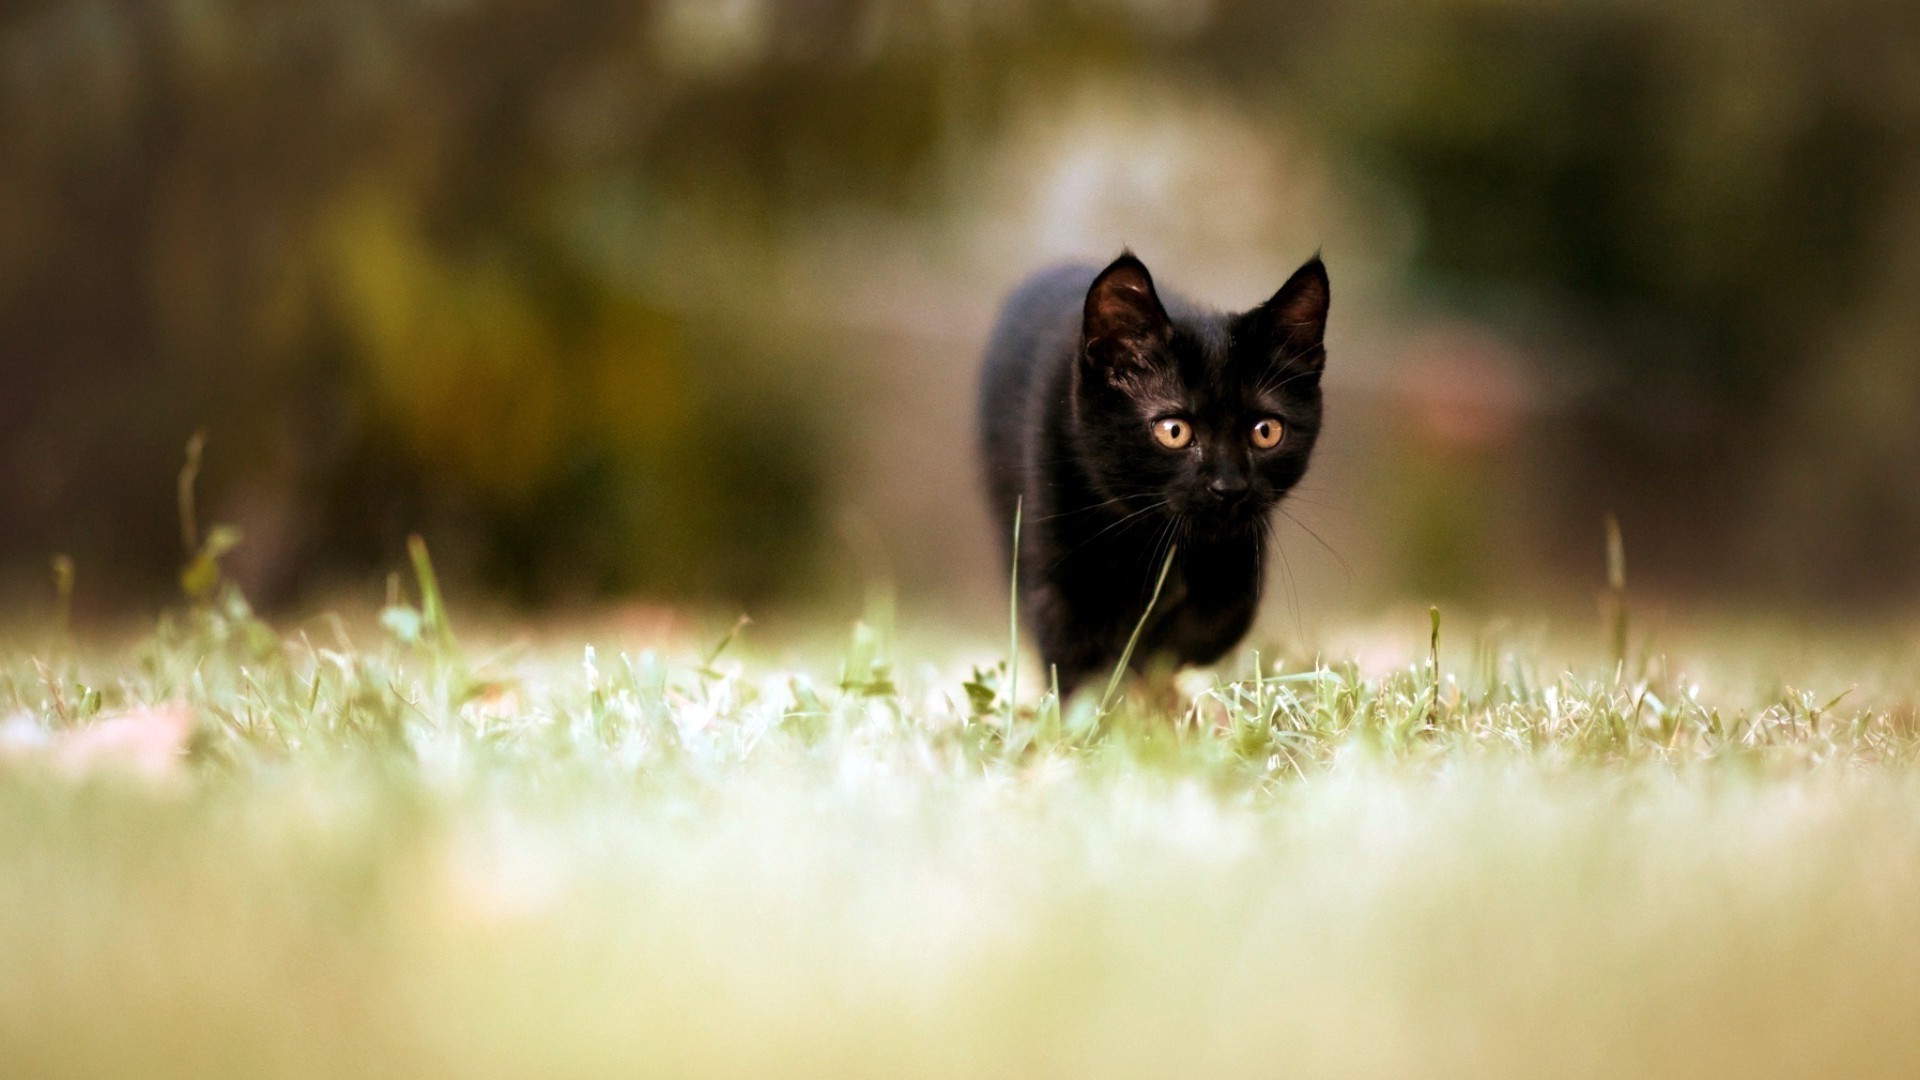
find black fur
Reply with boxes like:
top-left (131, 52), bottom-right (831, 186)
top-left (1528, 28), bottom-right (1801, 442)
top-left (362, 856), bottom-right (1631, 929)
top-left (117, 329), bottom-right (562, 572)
top-left (978, 252), bottom-right (1330, 695)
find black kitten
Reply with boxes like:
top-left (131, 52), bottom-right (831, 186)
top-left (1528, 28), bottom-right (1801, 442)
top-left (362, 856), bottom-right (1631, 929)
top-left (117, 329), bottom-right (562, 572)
top-left (977, 251), bottom-right (1329, 696)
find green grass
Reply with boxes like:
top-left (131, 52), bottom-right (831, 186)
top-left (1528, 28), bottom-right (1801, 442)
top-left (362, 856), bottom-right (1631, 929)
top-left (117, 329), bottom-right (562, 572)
top-left (4, 574), bottom-right (1920, 1078)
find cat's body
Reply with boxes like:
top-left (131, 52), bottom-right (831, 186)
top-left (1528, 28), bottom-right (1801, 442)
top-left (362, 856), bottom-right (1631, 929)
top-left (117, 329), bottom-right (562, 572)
top-left (978, 253), bottom-right (1329, 695)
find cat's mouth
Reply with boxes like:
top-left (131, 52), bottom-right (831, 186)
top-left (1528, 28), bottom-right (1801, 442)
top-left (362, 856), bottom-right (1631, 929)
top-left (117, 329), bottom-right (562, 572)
top-left (1178, 493), bottom-right (1269, 537)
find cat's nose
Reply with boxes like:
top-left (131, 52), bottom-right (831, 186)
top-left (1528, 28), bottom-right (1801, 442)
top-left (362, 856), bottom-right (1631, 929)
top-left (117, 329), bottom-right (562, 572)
top-left (1206, 474), bottom-right (1250, 499)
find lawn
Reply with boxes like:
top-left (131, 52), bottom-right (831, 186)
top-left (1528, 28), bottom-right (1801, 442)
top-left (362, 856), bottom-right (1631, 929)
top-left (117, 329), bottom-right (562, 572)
top-left (3, 559), bottom-right (1920, 1078)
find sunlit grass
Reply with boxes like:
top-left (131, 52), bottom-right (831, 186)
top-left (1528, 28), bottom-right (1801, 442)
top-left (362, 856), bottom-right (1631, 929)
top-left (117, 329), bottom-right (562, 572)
top-left (3, 565), bottom-right (1920, 1077)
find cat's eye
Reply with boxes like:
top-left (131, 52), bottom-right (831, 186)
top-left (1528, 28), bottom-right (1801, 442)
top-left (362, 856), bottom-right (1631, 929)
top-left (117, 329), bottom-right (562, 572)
top-left (1250, 417), bottom-right (1284, 449)
top-left (1152, 417), bottom-right (1193, 449)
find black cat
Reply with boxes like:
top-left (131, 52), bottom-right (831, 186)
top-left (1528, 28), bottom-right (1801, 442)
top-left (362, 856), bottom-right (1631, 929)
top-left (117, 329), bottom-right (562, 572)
top-left (977, 251), bottom-right (1329, 696)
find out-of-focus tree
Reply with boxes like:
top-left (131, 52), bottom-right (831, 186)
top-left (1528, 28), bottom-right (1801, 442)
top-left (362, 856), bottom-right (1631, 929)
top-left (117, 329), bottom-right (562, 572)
top-left (3, 0), bottom-right (1918, 610)
top-left (1259, 1), bottom-right (1920, 600)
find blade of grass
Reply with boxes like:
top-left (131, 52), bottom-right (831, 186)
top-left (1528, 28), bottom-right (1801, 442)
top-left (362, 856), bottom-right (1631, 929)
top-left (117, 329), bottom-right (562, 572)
top-left (178, 431), bottom-right (206, 556)
top-left (1427, 605), bottom-right (1441, 729)
top-left (407, 535), bottom-right (457, 652)
top-left (1006, 497), bottom-right (1021, 731)
top-left (50, 555), bottom-right (74, 641)
top-left (699, 615), bottom-right (752, 679)
top-left (1605, 514), bottom-right (1629, 677)
top-left (1099, 542), bottom-right (1178, 718)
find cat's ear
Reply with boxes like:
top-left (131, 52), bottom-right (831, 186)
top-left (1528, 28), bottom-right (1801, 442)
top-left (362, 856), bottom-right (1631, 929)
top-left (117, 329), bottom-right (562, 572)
top-left (1082, 252), bottom-right (1171, 377)
top-left (1257, 255), bottom-right (1330, 372)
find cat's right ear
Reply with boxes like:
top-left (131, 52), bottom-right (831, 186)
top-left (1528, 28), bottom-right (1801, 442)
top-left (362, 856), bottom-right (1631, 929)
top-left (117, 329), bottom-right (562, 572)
top-left (1081, 253), bottom-right (1171, 379)
top-left (1257, 255), bottom-right (1330, 372)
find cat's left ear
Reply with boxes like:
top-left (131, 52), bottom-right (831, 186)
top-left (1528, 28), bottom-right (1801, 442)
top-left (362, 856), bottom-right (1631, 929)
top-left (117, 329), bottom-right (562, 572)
top-left (1256, 255), bottom-right (1330, 374)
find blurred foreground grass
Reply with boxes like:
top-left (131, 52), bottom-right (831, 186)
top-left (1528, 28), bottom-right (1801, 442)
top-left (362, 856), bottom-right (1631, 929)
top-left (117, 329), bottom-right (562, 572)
top-left (4, 574), bottom-right (1920, 1078)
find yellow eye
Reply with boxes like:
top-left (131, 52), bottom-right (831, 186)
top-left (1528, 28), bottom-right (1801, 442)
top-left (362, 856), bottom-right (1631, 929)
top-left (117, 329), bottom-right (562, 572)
top-left (1251, 417), bottom-right (1284, 449)
top-left (1152, 417), bottom-right (1192, 449)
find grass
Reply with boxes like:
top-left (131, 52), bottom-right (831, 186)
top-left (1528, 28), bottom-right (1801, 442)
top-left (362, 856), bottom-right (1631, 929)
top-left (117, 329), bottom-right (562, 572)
top-left (3, 552), bottom-right (1920, 1077)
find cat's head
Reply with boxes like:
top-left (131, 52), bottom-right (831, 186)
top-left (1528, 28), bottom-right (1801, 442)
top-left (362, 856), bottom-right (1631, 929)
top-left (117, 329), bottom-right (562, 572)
top-left (1072, 251), bottom-right (1328, 537)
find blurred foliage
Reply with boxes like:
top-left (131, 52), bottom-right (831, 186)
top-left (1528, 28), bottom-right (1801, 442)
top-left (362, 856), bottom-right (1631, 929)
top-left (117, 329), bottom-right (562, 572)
top-left (1199, 0), bottom-right (1920, 599)
top-left (2, 0), bottom-right (1918, 608)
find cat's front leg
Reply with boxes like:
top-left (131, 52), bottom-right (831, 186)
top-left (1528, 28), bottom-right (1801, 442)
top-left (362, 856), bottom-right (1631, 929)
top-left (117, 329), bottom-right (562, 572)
top-left (1025, 583), bottom-right (1126, 698)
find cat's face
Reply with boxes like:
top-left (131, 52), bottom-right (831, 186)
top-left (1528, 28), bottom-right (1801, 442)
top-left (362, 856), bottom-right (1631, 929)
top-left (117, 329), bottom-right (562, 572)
top-left (1072, 253), bottom-right (1328, 537)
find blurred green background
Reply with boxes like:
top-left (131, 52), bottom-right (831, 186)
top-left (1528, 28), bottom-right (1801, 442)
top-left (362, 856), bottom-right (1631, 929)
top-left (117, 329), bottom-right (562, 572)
top-left (4, 0), bottom-right (1918, 622)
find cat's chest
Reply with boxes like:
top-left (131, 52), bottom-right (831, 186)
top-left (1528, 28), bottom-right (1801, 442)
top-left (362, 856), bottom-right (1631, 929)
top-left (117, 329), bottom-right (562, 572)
top-left (1052, 532), bottom-right (1257, 618)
